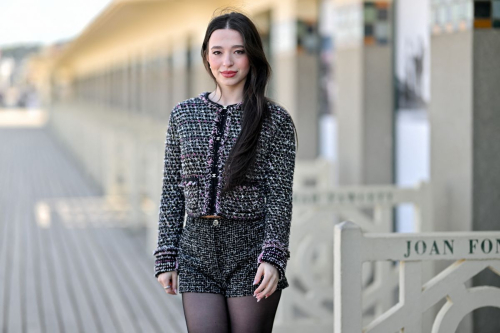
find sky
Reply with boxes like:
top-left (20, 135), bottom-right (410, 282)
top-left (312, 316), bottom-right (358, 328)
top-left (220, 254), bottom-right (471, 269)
top-left (0, 0), bottom-right (113, 47)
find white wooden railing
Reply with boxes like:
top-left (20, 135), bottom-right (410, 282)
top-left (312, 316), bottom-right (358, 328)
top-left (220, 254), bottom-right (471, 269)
top-left (334, 221), bottom-right (500, 333)
top-left (48, 102), bottom-right (165, 234)
top-left (273, 181), bottom-right (433, 333)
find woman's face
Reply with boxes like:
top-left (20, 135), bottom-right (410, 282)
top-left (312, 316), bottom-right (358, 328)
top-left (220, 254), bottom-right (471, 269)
top-left (206, 28), bottom-right (250, 91)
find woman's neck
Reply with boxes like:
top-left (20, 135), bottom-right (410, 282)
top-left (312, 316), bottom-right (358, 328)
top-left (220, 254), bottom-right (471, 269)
top-left (209, 87), bottom-right (244, 106)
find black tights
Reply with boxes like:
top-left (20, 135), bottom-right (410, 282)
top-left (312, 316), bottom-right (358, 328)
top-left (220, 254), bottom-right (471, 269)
top-left (181, 291), bottom-right (282, 333)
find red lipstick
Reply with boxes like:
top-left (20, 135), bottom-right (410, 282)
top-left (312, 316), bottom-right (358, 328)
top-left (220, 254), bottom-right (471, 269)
top-left (221, 71), bottom-right (237, 78)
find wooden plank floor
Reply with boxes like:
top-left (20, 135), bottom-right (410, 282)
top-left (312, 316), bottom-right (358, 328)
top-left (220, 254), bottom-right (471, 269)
top-left (0, 125), bottom-right (186, 333)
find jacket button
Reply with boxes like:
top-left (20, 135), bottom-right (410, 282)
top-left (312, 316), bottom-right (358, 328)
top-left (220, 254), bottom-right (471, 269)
top-left (212, 173), bottom-right (216, 178)
top-left (213, 219), bottom-right (219, 226)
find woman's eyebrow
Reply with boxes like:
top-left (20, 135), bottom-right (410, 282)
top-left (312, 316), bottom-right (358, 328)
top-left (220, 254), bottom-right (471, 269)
top-left (210, 45), bottom-right (245, 50)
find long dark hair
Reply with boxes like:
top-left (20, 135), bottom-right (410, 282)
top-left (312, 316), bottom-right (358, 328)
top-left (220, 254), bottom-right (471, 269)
top-left (201, 9), bottom-right (298, 194)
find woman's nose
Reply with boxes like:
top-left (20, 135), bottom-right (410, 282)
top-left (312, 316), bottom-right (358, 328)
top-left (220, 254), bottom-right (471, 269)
top-left (223, 54), bottom-right (233, 67)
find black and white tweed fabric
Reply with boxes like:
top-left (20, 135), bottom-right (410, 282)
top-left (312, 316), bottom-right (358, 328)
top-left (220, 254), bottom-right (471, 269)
top-left (153, 91), bottom-right (297, 284)
top-left (177, 215), bottom-right (289, 297)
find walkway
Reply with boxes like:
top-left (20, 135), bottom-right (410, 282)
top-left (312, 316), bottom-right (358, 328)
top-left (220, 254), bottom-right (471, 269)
top-left (0, 109), bottom-right (186, 333)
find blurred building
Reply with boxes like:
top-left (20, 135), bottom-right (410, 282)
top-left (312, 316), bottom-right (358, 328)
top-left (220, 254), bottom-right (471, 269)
top-left (0, 44), bottom-right (46, 108)
top-left (49, 0), bottom-right (323, 156)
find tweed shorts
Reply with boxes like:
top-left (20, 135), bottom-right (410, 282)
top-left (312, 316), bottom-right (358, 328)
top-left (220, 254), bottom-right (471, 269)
top-left (177, 215), bottom-right (289, 298)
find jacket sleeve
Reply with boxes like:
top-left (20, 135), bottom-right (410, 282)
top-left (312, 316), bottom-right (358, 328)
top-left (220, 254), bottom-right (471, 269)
top-left (257, 111), bottom-right (297, 281)
top-left (152, 106), bottom-right (185, 278)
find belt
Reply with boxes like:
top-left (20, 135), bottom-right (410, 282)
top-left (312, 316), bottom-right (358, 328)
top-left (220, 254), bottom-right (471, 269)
top-left (200, 215), bottom-right (222, 226)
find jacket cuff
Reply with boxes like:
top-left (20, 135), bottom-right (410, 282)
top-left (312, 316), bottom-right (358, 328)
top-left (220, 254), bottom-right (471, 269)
top-left (153, 246), bottom-right (179, 278)
top-left (257, 246), bottom-right (290, 281)
top-left (154, 254), bottom-right (178, 278)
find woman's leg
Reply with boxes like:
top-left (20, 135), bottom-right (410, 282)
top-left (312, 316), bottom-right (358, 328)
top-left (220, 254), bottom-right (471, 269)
top-left (226, 290), bottom-right (282, 333)
top-left (181, 292), bottom-right (231, 333)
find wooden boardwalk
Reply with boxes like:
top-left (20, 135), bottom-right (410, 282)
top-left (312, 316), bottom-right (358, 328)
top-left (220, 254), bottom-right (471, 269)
top-left (0, 121), bottom-right (186, 333)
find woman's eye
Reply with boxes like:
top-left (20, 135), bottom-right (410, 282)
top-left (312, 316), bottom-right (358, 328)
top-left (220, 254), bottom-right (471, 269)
top-left (212, 50), bottom-right (245, 55)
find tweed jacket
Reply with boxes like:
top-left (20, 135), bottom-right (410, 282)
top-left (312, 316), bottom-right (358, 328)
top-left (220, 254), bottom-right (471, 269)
top-left (153, 91), bottom-right (297, 281)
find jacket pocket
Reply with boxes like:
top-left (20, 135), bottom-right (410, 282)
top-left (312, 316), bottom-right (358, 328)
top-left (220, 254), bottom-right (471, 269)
top-left (220, 181), bottom-right (266, 219)
top-left (181, 177), bottom-right (201, 212)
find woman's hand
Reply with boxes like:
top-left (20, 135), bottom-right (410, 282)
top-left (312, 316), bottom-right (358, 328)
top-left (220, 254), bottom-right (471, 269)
top-left (253, 262), bottom-right (279, 302)
top-left (157, 271), bottom-right (178, 295)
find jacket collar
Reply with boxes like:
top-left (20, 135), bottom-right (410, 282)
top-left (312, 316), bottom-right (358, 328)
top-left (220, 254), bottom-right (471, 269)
top-left (199, 91), bottom-right (243, 110)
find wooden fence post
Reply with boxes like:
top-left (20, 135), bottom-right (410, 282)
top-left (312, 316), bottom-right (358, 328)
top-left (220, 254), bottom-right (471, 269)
top-left (334, 221), bottom-right (363, 333)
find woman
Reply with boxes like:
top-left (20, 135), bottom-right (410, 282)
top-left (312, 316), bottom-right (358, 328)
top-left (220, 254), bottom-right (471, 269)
top-left (153, 10), bottom-right (298, 333)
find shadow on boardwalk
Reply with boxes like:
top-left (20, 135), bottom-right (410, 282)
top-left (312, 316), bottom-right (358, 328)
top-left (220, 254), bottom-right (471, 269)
top-left (0, 113), bottom-right (186, 333)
